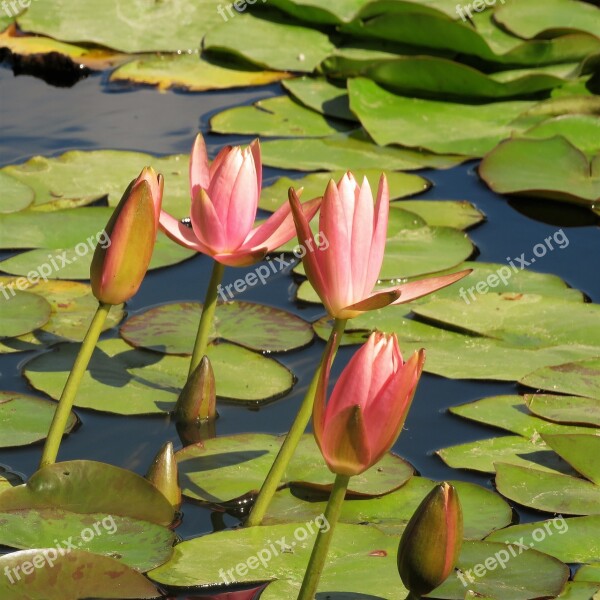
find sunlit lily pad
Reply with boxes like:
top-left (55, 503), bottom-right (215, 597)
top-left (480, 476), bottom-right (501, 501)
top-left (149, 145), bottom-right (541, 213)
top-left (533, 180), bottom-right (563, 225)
top-left (110, 52), bottom-right (289, 92)
top-left (24, 338), bottom-right (294, 413)
top-left (520, 358), bottom-right (600, 401)
top-left (120, 301), bottom-right (313, 354)
top-left (542, 433), bottom-right (600, 485)
top-left (558, 581), bottom-right (600, 599)
top-left (0, 171), bottom-right (33, 213)
top-left (0, 291), bottom-right (51, 338)
top-left (487, 516), bottom-right (600, 564)
top-left (259, 170), bottom-right (430, 213)
top-left (522, 115), bottom-right (600, 157)
top-left (264, 477), bottom-right (511, 539)
top-left (211, 96), bottom-right (354, 137)
top-left (392, 201), bottom-right (485, 230)
top-left (576, 563), bottom-right (600, 582)
top-left (176, 433), bottom-right (413, 503)
top-left (0, 548), bottom-right (160, 599)
top-left (525, 394), bottom-right (600, 427)
top-left (0, 391), bottom-right (78, 449)
top-left (0, 460), bottom-right (175, 526)
top-left (0, 477), bottom-right (12, 493)
top-left (0, 508), bottom-right (175, 571)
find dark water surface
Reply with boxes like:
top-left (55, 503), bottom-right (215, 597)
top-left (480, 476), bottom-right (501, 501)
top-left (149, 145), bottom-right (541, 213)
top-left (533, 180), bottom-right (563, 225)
top-left (1, 66), bottom-right (599, 558)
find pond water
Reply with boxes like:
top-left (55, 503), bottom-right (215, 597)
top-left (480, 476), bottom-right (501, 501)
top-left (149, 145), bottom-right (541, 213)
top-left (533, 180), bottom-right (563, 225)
top-left (0, 65), bottom-right (599, 591)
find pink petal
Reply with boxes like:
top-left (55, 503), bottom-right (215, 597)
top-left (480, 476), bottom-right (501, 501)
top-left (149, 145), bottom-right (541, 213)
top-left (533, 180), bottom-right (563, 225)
top-left (191, 189), bottom-right (228, 251)
top-left (207, 147), bottom-right (244, 224)
top-left (249, 138), bottom-right (262, 192)
top-left (350, 177), bottom-right (375, 300)
top-left (364, 174), bottom-right (389, 295)
top-left (390, 269), bottom-right (473, 304)
top-left (343, 289), bottom-right (401, 314)
top-left (159, 210), bottom-right (206, 252)
top-left (190, 134), bottom-right (211, 199)
top-left (212, 247), bottom-right (268, 267)
top-left (209, 145), bottom-right (233, 180)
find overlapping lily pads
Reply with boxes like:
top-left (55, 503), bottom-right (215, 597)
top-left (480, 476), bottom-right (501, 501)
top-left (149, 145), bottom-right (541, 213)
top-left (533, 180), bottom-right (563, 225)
top-left (24, 338), bottom-right (295, 413)
top-left (0, 391), bottom-right (78, 448)
top-left (0, 290), bottom-right (51, 338)
top-left (525, 394), bottom-right (600, 427)
top-left (120, 301), bottom-right (314, 354)
top-left (176, 433), bottom-right (413, 503)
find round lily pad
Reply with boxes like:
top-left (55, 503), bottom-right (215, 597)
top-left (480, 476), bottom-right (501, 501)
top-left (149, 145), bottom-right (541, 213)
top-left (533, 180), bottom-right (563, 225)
top-left (0, 508), bottom-right (175, 572)
top-left (176, 433), bottom-right (414, 504)
top-left (120, 301), bottom-right (313, 354)
top-left (24, 338), bottom-right (295, 414)
top-left (0, 291), bottom-right (51, 338)
top-left (525, 394), bottom-right (600, 427)
top-left (392, 200), bottom-right (485, 230)
top-left (0, 391), bottom-right (78, 449)
top-left (0, 171), bottom-right (34, 213)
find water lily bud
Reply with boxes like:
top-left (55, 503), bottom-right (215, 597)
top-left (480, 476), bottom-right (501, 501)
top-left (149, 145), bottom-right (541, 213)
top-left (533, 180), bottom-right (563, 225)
top-left (146, 441), bottom-right (181, 510)
top-left (90, 167), bottom-right (163, 305)
top-left (397, 482), bottom-right (463, 597)
top-left (174, 355), bottom-right (217, 424)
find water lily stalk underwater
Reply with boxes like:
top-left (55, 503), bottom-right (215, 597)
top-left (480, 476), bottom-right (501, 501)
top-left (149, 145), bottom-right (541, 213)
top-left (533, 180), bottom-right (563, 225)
top-left (159, 133), bottom-right (321, 376)
top-left (246, 173), bottom-right (471, 527)
top-left (39, 168), bottom-right (163, 468)
top-left (297, 331), bottom-right (425, 600)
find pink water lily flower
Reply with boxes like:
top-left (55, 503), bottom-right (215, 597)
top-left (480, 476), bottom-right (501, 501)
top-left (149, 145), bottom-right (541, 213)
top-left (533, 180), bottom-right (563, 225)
top-left (160, 134), bottom-right (320, 267)
top-left (289, 172), bottom-right (471, 319)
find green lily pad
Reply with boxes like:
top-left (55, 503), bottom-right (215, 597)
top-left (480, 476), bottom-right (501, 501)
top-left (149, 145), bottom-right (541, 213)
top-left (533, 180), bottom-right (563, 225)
top-left (120, 301), bottom-right (313, 354)
top-left (261, 131), bottom-right (468, 172)
top-left (0, 460), bottom-right (175, 526)
top-left (487, 516), bottom-right (600, 564)
top-left (0, 391), bottom-right (78, 449)
top-left (259, 170), bottom-right (430, 213)
top-left (264, 477), bottom-right (512, 539)
top-left (110, 52), bottom-right (289, 92)
top-left (0, 278), bottom-right (124, 352)
top-left (349, 77), bottom-right (536, 156)
top-left (211, 95), bottom-right (354, 137)
top-left (0, 548), bottom-right (159, 599)
top-left (176, 433), bottom-right (413, 503)
top-left (522, 115), bottom-right (600, 157)
top-left (576, 563), bottom-right (600, 582)
top-left (0, 291), bottom-right (51, 338)
top-left (204, 12), bottom-right (335, 72)
top-left (392, 201), bottom-right (485, 230)
top-left (525, 394), bottom-right (600, 427)
top-left (24, 338), bottom-right (294, 414)
top-left (282, 76), bottom-right (357, 121)
top-left (520, 358), bottom-right (600, 401)
top-left (0, 508), bottom-right (175, 572)
top-left (18, 0), bottom-right (225, 53)
top-left (479, 137), bottom-right (600, 207)
top-left (495, 463), bottom-right (600, 515)
top-left (542, 433), bottom-right (600, 485)
top-left (0, 171), bottom-right (34, 213)
top-left (437, 435), bottom-right (576, 475)
top-left (494, 0), bottom-right (600, 39)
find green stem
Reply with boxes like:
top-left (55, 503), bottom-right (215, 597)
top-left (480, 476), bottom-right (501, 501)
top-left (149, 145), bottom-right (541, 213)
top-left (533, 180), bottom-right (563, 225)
top-left (188, 260), bottom-right (225, 377)
top-left (40, 302), bottom-right (111, 468)
top-left (246, 317), bottom-right (347, 527)
top-left (297, 473), bottom-right (350, 600)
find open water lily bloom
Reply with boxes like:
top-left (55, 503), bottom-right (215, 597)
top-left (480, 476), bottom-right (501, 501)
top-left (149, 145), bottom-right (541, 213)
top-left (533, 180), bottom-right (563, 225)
top-left (289, 172), bottom-right (471, 319)
top-left (314, 331), bottom-right (425, 476)
top-left (160, 133), bottom-right (321, 267)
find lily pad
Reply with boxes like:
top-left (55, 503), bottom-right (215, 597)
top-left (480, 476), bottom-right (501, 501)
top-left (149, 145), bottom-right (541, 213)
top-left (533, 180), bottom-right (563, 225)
top-left (120, 301), bottom-right (313, 354)
top-left (495, 463), bottom-right (600, 515)
top-left (576, 563), bottom-right (600, 582)
top-left (479, 137), bottom-right (600, 208)
top-left (392, 201), bottom-right (485, 230)
top-left (520, 358), bottom-right (600, 401)
top-left (522, 115), bottom-right (600, 157)
top-left (0, 548), bottom-right (159, 599)
top-left (176, 433), bottom-right (413, 503)
top-left (0, 460), bottom-right (175, 526)
top-left (525, 394), bottom-right (600, 427)
top-left (264, 477), bottom-right (512, 539)
top-left (0, 391), bottom-right (78, 449)
top-left (211, 95), bottom-right (354, 137)
top-left (487, 516), bottom-right (600, 564)
top-left (558, 582), bottom-right (600, 600)
top-left (0, 291), bottom-right (51, 338)
top-left (110, 52), bottom-right (289, 92)
top-left (542, 433), bottom-right (600, 485)
top-left (260, 131), bottom-right (468, 171)
top-left (204, 12), bottom-right (335, 72)
top-left (259, 170), bottom-right (430, 213)
top-left (24, 338), bottom-right (295, 414)
top-left (0, 171), bottom-right (34, 213)
top-left (0, 508), bottom-right (175, 571)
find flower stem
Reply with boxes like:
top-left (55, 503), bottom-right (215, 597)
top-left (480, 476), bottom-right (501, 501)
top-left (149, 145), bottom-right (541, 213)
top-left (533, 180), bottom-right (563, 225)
top-left (245, 317), bottom-right (347, 527)
top-left (40, 302), bottom-right (111, 468)
top-left (297, 473), bottom-right (350, 600)
top-left (188, 260), bottom-right (225, 377)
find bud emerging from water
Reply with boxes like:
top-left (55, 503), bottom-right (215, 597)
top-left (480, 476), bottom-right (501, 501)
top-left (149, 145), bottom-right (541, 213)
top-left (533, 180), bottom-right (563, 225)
top-left (146, 441), bottom-right (181, 510)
